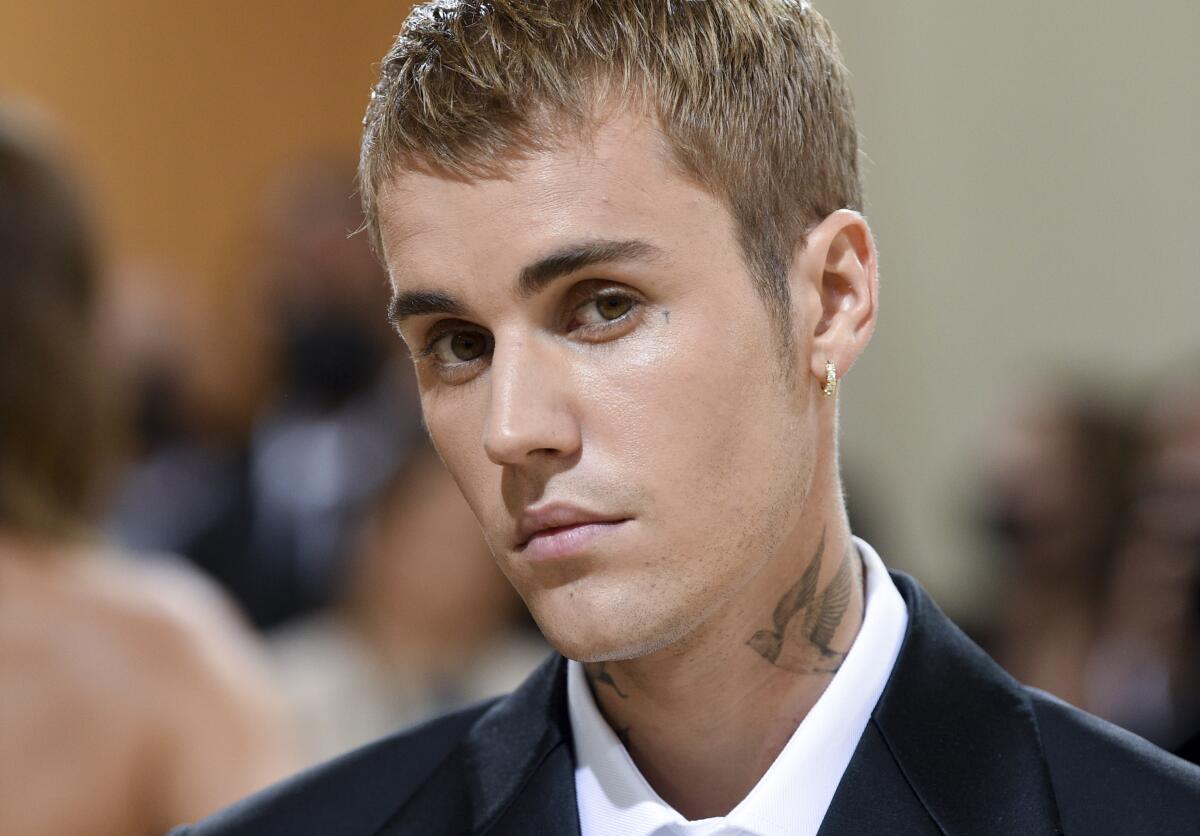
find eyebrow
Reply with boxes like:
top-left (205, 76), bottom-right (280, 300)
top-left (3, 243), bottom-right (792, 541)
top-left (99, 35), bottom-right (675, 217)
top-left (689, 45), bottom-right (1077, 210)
top-left (387, 289), bottom-right (467, 330)
top-left (515, 238), bottom-right (666, 299)
top-left (387, 237), bottom-right (666, 329)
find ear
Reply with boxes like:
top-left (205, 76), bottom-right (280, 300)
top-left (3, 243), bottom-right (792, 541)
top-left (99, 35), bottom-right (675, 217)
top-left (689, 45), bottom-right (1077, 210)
top-left (791, 209), bottom-right (878, 392)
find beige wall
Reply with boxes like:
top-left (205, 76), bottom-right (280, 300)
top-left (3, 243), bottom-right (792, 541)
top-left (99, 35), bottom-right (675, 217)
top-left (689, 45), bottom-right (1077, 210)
top-left (4, 2), bottom-right (1197, 614)
top-left (820, 1), bottom-right (1200, 611)
top-left (1, 1), bottom-right (408, 281)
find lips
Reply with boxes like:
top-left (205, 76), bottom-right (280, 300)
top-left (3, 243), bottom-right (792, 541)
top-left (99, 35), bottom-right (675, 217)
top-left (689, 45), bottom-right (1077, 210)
top-left (515, 502), bottom-right (630, 558)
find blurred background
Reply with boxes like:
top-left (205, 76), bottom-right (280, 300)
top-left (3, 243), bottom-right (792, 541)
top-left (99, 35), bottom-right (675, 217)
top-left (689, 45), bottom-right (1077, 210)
top-left (1, 0), bottom-right (1197, 832)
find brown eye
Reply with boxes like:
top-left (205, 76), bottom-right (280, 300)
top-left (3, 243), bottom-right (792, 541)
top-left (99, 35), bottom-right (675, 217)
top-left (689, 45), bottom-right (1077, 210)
top-left (575, 294), bottom-right (636, 327)
top-left (451, 332), bottom-right (486, 360)
top-left (430, 330), bottom-right (491, 364)
top-left (596, 295), bottom-right (634, 320)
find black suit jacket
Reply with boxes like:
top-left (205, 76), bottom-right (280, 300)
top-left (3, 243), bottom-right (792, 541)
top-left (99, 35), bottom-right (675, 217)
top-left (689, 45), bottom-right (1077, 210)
top-left (175, 573), bottom-right (1200, 835)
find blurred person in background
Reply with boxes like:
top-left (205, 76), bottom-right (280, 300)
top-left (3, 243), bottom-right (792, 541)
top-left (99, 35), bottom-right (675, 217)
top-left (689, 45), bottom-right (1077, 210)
top-left (240, 158), bottom-right (419, 629)
top-left (975, 385), bottom-right (1137, 709)
top-left (271, 438), bottom-right (547, 766)
top-left (0, 107), bottom-right (295, 836)
top-left (1089, 374), bottom-right (1200, 760)
top-left (102, 263), bottom-right (263, 594)
top-left (104, 158), bottom-right (419, 631)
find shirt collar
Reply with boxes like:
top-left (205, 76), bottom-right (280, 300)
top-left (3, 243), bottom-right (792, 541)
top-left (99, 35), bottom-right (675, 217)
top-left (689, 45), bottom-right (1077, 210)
top-left (567, 537), bottom-right (909, 836)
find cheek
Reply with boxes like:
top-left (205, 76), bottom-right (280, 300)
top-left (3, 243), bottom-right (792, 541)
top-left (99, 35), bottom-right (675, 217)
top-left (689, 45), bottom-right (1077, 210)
top-left (591, 313), bottom-right (795, 510)
top-left (423, 401), bottom-right (498, 534)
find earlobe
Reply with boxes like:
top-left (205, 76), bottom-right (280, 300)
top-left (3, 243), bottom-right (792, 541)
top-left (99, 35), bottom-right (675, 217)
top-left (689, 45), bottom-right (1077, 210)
top-left (800, 209), bottom-right (878, 391)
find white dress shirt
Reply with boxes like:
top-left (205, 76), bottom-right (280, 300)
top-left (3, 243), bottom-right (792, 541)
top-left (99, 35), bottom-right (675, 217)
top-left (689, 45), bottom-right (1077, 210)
top-left (567, 537), bottom-right (909, 836)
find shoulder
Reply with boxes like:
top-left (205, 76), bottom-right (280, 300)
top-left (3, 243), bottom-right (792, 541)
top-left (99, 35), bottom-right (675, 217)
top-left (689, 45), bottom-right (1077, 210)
top-left (1028, 688), bottom-right (1200, 831)
top-left (0, 545), bottom-right (294, 827)
top-left (27, 547), bottom-right (247, 654)
top-left (69, 551), bottom-right (283, 719)
top-left (883, 570), bottom-right (1199, 832)
top-left (171, 699), bottom-right (499, 836)
top-left (0, 545), bottom-right (264, 706)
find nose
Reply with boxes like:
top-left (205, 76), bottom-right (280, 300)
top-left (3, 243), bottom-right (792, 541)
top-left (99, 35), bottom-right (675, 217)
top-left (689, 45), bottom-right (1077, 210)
top-left (482, 335), bottom-right (582, 467)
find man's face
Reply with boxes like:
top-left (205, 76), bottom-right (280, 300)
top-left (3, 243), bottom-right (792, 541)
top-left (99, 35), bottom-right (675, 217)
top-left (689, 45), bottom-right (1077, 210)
top-left (379, 113), bottom-right (822, 662)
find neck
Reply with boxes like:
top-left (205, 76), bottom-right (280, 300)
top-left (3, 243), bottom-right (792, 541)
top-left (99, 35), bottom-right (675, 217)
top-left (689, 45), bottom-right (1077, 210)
top-left (584, 501), bottom-right (865, 819)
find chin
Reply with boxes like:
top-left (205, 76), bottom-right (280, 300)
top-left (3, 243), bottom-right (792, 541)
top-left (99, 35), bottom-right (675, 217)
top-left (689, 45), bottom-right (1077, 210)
top-left (544, 630), bottom-right (681, 664)
top-left (525, 583), bottom-right (694, 663)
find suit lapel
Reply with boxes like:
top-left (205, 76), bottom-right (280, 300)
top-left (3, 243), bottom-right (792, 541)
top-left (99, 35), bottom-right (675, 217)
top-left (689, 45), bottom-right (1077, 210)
top-left (484, 740), bottom-right (580, 836)
top-left (375, 654), bottom-right (579, 835)
top-left (818, 721), bottom-right (942, 835)
top-left (828, 572), bottom-right (1064, 835)
top-left (466, 653), bottom-right (579, 835)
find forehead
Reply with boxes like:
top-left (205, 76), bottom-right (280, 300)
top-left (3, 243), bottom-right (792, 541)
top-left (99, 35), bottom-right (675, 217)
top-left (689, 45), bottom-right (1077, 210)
top-left (375, 112), bottom-right (732, 292)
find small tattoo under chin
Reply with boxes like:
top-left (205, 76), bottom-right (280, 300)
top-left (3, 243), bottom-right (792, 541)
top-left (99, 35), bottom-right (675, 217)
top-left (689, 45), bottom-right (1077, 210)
top-left (585, 661), bottom-right (629, 699)
top-left (746, 529), bottom-right (855, 675)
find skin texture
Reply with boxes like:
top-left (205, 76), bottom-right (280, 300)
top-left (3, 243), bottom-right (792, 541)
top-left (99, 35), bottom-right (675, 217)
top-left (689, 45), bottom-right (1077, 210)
top-left (0, 536), bottom-right (296, 836)
top-left (379, 110), bottom-right (878, 817)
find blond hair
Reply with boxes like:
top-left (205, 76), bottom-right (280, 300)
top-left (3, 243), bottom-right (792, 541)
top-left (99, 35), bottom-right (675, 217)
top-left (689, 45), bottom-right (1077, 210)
top-left (360, 0), bottom-right (861, 332)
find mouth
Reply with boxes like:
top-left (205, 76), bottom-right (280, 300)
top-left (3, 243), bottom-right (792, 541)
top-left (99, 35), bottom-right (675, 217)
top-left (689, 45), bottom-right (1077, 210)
top-left (516, 504), bottom-right (631, 561)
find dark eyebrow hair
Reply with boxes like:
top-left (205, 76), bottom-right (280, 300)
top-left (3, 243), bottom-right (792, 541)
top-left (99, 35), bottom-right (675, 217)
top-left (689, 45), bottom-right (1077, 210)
top-left (387, 289), bottom-right (467, 329)
top-left (516, 238), bottom-right (666, 299)
top-left (387, 238), bottom-right (665, 330)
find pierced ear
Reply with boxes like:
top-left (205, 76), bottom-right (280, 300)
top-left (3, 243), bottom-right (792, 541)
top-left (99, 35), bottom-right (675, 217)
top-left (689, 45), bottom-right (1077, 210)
top-left (794, 210), bottom-right (878, 389)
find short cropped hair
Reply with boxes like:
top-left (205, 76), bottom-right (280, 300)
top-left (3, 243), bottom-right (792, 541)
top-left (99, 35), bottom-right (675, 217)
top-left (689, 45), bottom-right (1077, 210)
top-left (360, 0), bottom-right (861, 333)
top-left (0, 110), bottom-right (112, 539)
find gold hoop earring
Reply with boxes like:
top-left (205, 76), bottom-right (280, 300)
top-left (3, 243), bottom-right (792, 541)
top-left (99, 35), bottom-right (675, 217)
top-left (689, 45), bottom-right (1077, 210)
top-left (823, 361), bottom-right (838, 398)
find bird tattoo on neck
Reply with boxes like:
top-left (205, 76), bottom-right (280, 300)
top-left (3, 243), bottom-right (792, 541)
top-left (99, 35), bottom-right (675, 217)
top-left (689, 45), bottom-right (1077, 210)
top-left (746, 529), bottom-right (857, 675)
